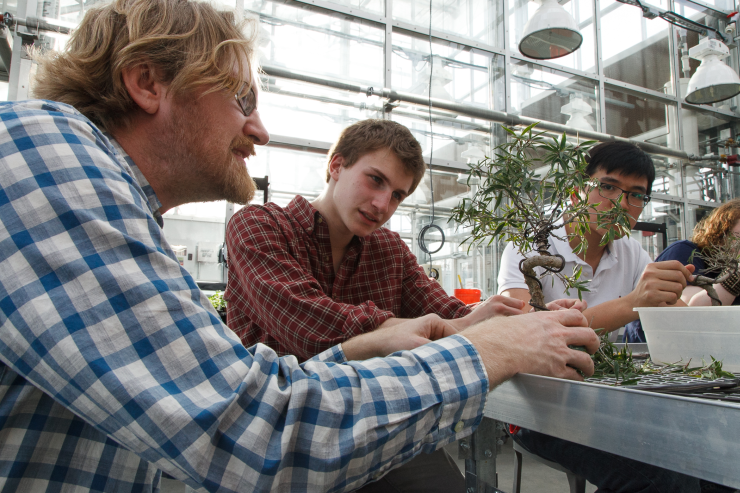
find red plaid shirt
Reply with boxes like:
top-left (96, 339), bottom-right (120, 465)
top-left (225, 195), bottom-right (471, 360)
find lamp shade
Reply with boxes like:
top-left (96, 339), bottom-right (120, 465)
top-left (519, 0), bottom-right (582, 60)
top-left (685, 38), bottom-right (740, 105)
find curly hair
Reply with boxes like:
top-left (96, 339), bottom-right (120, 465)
top-left (692, 199), bottom-right (740, 250)
top-left (325, 119), bottom-right (426, 194)
top-left (31, 0), bottom-right (258, 133)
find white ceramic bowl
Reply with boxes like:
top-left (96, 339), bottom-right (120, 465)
top-left (634, 306), bottom-right (740, 373)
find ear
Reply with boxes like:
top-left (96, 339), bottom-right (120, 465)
top-left (121, 63), bottom-right (166, 115)
top-left (328, 154), bottom-right (345, 182)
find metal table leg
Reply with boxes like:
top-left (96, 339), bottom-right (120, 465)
top-left (458, 417), bottom-right (508, 493)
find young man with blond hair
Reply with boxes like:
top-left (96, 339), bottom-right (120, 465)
top-left (0, 0), bottom-right (603, 491)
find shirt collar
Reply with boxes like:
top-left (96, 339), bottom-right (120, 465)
top-left (107, 135), bottom-right (164, 228)
top-left (549, 223), bottom-right (616, 264)
top-left (286, 195), bottom-right (365, 246)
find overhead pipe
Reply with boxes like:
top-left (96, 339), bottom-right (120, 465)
top-left (0, 12), bottom-right (74, 35)
top-left (0, 26), bottom-right (12, 72)
top-left (261, 64), bottom-right (718, 162)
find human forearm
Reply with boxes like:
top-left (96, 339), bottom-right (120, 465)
top-left (343, 314), bottom-right (458, 360)
top-left (689, 284), bottom-right (737, 306)
top-left (581, 297), bottom-right (637, 332)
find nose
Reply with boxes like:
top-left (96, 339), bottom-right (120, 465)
top-left (372, 190), bottom-right (393, 214)
top-left (244, 109), bottom-right (270, 146)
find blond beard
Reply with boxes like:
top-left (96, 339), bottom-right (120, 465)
top-left (162, 101), bottom-right (258, 205)
top-left (220, 153), bottom-right (257, 205)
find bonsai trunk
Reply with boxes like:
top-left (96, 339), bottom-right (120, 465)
top-left (692, 274), bottom-right (722, 306)
top-left (520, 254), bottom-right (566, 311)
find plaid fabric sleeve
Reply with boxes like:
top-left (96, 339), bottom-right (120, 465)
top-left (397, 238), bottom-right (472, 319)
top-left (0, 101), bottom-right (489, 492)
top-left (226, 207), bottom-right (395, 359)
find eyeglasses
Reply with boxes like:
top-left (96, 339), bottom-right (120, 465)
top-left (596, 182), bottom-right (651, 208)
top-left (235, 82), bottom-right (257, 117)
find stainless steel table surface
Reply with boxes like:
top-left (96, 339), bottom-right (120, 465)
top-left (484, 373), bottom-right (740, 488)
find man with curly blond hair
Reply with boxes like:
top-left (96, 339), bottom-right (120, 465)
top-left (0, 0), bottom-right (602, 491)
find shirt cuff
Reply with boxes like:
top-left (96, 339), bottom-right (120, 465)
top-left (410, 334), bottom-right (489, 449)
top-left (310, 344), bottom-right (348, 364)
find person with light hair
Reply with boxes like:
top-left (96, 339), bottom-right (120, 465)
top-left (624, 198), bottom-right (740, 342)
top-left (0, 0), bottom-right (601, 491)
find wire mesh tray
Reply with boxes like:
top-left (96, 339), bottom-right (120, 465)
top-left (586, 363), bottom-right (740, 402)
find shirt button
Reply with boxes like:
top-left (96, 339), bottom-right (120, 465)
top-left (454, 421), bottom-right (465, 433)
top-left (307, 227), bottom-right (313, 232)
top-left (317, 217), bottom-right (323, 223)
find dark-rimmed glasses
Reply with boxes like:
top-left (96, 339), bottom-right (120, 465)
top-left (235, 83), bottom-right (257, 117)
top-left (597, 182), bottom-right (651, 208)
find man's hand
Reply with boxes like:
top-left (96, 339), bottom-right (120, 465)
top-left (342, 314), bottom-right (458, 360)
top-left (626, 261), bottom-right (695, 308)
top-left (541, 298), bottom-right (588, 312)
top-left (462, 309), bottom-right (599, 386)
top-left (452, 295), bottom-right (528, 331)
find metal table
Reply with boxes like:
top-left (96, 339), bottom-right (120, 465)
top-left (461, 371), bottom-right (740, 492)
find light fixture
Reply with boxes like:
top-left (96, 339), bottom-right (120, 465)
top-left (519, 0), bottom-right (582, 60)
top-left (685, 38), bottom-right (740, 105)
top-left (561, 96), bottom-right (594, 131)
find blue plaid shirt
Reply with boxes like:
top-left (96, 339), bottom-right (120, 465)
top-left (0, 100), bottom-right (489, 492)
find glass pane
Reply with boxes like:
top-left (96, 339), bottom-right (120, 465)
top-left (393, 0), bottom-right (504, 47)
top-left (510, 0), bottom-right (596, 73)
top-left (242, 147), bottom-right (329, 207)
top-left (391, 31), bottom-right (503, 108)
top-left (684, 163), bottom-right (727, 202)
top-left (679, 105), bottom-right (735, 202)
top-left (600, 0), bottom-right (674, 92)
top-left (605, 85), bottom-right (675, 143)
top-left (649, 155), bottom-right (683, 197)
top-left (322, 0), bottom-right (384, 15)
top-left (260, 77), bottom-right (384, 142)
top-left (510, 60), bottom-right (600, 130)
top-left (391, 111), bottom-right (494, 165)
top-left (632, 198), bottom-right (683, 258)
top-left (686, 202), bottom-right (718, 238)
top-left (246, 0), bottom-right (384, 87)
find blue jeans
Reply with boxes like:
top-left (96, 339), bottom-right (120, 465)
top-left (514, 429), bottom-right (706, 493)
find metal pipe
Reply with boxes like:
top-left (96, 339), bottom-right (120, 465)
top-left (1, 12), bottom-right (73, 34)
top-left (261, 64), bottom-right (711, 162)
top-left (0, 26), bottom-right (11, 71)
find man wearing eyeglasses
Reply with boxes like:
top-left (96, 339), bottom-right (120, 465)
top-left (498, 141), bottom-right (708, 493)
top-left (498, 141), bottom-right (694, 334)
top-left (0, 1), bottom-right (608, 492)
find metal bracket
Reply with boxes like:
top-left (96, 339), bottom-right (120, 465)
top-left (463, 418), bottom-right (509, 493)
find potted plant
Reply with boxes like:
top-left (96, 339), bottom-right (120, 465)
top-left (451, 123), bottom-right (632, 310)
top-left (208, 291), bottom-right (228, 324)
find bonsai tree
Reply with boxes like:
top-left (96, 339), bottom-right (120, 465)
top-left (451, 123), bottom-right (633, 310)
top-left (689, 234), bottom-right (740, 305)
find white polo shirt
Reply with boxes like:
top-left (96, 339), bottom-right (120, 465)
top-left (497, 225), bottom-right (651, 308)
